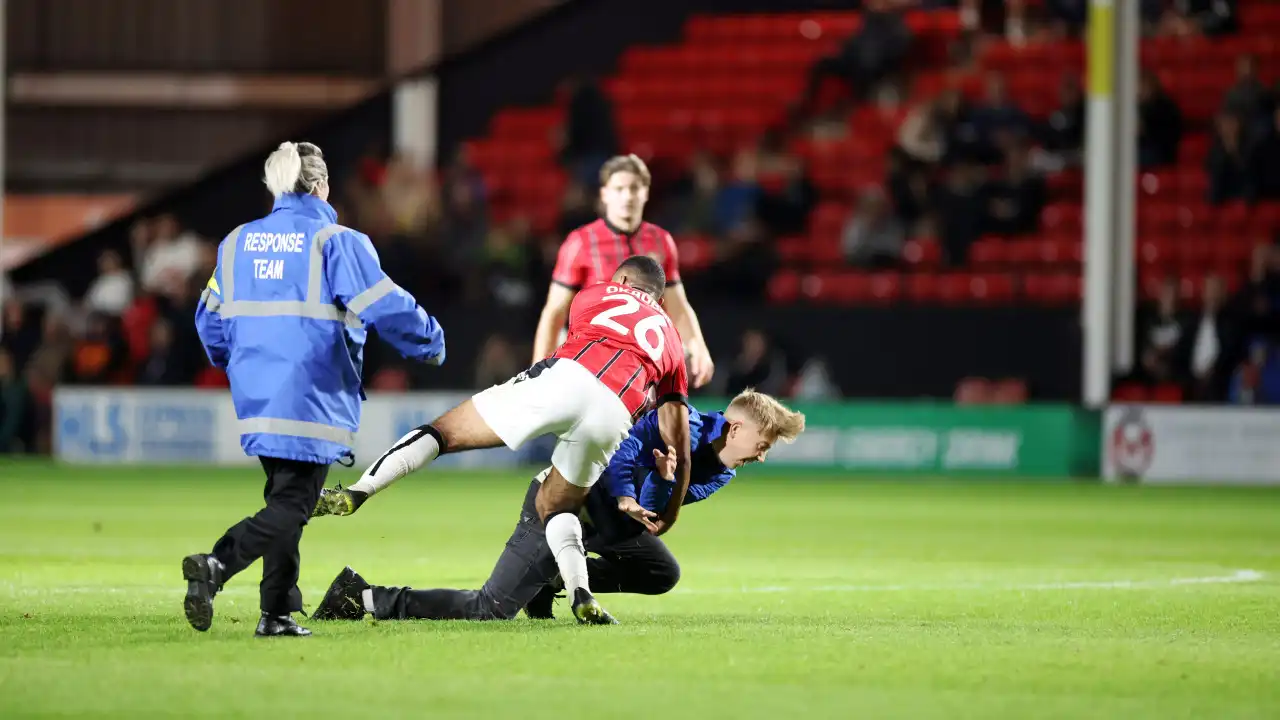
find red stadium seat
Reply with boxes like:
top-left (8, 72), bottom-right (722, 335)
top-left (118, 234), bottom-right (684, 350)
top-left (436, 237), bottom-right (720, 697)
top-left (1151, 384), bottom-right (1184, 404)
top-left (902, 238), bottom-right (942, 267)
top-left (1112, 383), bottom-right (1148, 402)
top-left (972, 274), bottom-right (1016, 303)
top-left (768, 271), bottom-right (801, 303)
top-left (970, 237), bottom-right (1009, 267)
top-left (868, 272), bottom-right (903, 303)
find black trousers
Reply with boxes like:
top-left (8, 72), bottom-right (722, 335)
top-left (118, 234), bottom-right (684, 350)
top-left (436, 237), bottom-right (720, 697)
top-left (211, 457), bottom-right (328, 615)
top-left (371, 479), bottom-right (681, 620)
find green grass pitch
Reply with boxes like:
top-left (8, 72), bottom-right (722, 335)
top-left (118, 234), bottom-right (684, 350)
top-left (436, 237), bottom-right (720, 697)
top-left (1, 461), bottom-right (1278, 719)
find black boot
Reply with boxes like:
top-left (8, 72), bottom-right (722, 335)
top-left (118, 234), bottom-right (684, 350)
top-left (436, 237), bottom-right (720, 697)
top-left (182, 553), bottom-right (225, 632)
top-left (312, 566), bottom-right (370, 621)
top-left (255, 612), bottom-right (312, 637)
top-left (571, 587), bottom-right (618, 625)
top-left (524, 576), bottom-right (563, 620)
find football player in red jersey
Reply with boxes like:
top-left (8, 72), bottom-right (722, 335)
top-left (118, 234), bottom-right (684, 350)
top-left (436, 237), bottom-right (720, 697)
top-left (532, 154), bottom-right (716, 388)
top-left (314, 256), bottom-right (692, 625)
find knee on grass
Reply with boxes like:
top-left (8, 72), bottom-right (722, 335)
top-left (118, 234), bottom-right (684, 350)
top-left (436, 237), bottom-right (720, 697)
top-left (646, 560), bottom-right (681, 595)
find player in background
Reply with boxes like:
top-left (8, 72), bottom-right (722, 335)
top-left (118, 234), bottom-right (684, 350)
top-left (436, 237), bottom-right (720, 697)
top-left (533, 154), bottom-right (715, 388)
top-left (309, 390), bottom-right (806, 623)
top-left (313, 256), bottom-right (691, 624)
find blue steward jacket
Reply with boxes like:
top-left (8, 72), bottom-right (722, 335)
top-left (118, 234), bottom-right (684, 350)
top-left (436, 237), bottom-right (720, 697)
top-left (599, 408), bottom-right (736, 512)
top-left (194, 193), bottom-right (445, 465)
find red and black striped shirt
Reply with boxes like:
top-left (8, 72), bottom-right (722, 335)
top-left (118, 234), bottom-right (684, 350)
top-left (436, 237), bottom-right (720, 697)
top-left (553, 282), bottom-right (689, 418)
top-left (551, 219), bottom-right (682, 291)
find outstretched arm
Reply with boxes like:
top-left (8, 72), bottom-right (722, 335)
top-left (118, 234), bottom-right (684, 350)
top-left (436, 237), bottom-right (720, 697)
top-left (652, 400), bottom-right (691, 535)
top-left (326, 230), bottom-right (445, 365)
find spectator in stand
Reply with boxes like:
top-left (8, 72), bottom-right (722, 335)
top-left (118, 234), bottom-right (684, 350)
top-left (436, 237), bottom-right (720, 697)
top-left (969, 72), bottom-right (1031, 164)
top-left (1157, 0), bottom-right (1238, 37)
top-left (1040, 73), bottom-right (1085, 161)
top-left (1, 298), bottom-right (39, 376)
top-left (1221, 54), bottom-right (1267, 123)
top-left (557, 75), bottom-right (620, 187)
top-left (28, 312), bottom-right (72, 386)
top-left (1138, 70), bottom-right (1183, 169)
top-left (842, 188), bottom-right (906, 268)
top-left (381, 154), bottom-right (440, 240)
top-left (137, 318), bottom-right (187, 386)
top-left (959, 0), bottom-right (1028, 44)
top-left (68, 312), bottom-right (127, 386)
top-left (476, 218), bottom-right (539, 308)
top-left (443, 146), bottom-right (487, 207)
top-left (755, 156), bottom-right (817, 237)
top-left (1045, 0), bottom-right (1089, 36)
top-left (983, 142), bottom-right (1046, 236)
top-left (897, 97), bottom-right (948, 166)
top-left (792, 357), bottom-right (841, 401)
top-left (1205, 113), bottom-right (1255, 205)
top-left (792, 0), bottom-right (912, 117)
top-left (886, 147), bottom-right (931, 233)
top-left (706, 220), bottom-right (775, 301)
top-left (1251, 106), bottom-right (1280, 200)
top-left (135, 215), bottom-right (205, 297)
top-left (0, 348), bottom-right (32, 454)
top-left (1138, 277), bottom-right (1186, 383)
top-left (438, 173), bottom-right (490, 280)
top-left (931, 162), bottom-right (986, 266)
top-left (83, 250), bottom-right (135, 317)
top-left (713, 150), bottom-right (762, 236)
top-left (1228, 340), bottom-right (1280, 405)
top-left (474, 333), bottom-right (522, 390)
top-left (555, 181), bottom-right (597, 239)
top-left (1187, 275), bottom-right (1234, 402)
top-left (725, 329), bottom-right (787, 397)
top-left (662, 152), bottom-right (720, 235)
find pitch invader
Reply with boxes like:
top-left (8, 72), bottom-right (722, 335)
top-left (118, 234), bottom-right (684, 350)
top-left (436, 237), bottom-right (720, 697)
top-left (314, 256), bottom-right (692, 624)
top-left (533, 154), bottom-right (715, 389)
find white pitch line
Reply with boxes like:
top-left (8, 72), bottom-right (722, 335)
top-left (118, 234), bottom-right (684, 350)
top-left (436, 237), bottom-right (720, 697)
top-left (674, 569), bottom-right (1267, 595)
top-left (0, 570), bottom-right (1266, 599)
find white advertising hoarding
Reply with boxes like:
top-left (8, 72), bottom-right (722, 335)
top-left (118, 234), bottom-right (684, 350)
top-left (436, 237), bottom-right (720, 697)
top-left (53, 387), bottom-right (547, 468)
top-left (1104, 405), bottom-right (1280, 485)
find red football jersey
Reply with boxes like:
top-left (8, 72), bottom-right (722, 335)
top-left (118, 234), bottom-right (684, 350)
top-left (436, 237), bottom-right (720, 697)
top-left (551, 219), bottom-right (682, 290)
top-left (554, 282), bottom-right (689, 418)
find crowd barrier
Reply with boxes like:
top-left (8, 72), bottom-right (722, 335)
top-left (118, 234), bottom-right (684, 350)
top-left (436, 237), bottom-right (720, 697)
top-left (53, 388), bottom-right (1104, 478)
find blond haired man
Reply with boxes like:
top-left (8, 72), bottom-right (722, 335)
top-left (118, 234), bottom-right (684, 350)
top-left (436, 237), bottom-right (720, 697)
top-left (312, 390), bottom-right (805, 623)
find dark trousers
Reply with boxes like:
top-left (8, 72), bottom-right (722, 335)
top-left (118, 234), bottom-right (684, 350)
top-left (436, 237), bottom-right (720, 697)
top-left (211, 457), bottom-right (328, 615)
top-left (371, 479), bottom-right (681, 620)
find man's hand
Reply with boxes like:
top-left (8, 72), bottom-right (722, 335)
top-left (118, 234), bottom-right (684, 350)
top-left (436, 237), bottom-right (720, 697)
top-left (686, 341), bottom-right (715, 389)
top-left (617, 496), bottom-right (660, 534)
top-left (652, 445), bottom-right (677, 481)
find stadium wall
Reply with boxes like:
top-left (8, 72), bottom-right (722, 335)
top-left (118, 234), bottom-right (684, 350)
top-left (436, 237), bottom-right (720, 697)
top-left (1103, 405), bottom-right (1280, 486)
top-left (52, 387), bottom-right (1100, 478)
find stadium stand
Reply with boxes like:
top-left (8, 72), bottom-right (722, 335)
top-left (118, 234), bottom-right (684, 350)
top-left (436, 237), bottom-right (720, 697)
top-left (6, 0), bottom-right (1280, 453)
top-left (461, 0), bottom-right (1279, 310)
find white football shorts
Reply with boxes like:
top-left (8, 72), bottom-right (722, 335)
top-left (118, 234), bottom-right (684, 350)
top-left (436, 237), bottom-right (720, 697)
top-left (472, 358), bottom-right (633, 488)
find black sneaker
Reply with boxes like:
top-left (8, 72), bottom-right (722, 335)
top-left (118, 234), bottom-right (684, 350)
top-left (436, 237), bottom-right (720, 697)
top-left (524, 582), bottom-right (563, 620)
top-left (570, 587), bottom-right (618, 625)
top-left (312, 566), bottom-right (370, 621)
top-left (181, 553), bottom-right (225, 632)
top-left (255, 612), bottom-right (311, 637)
